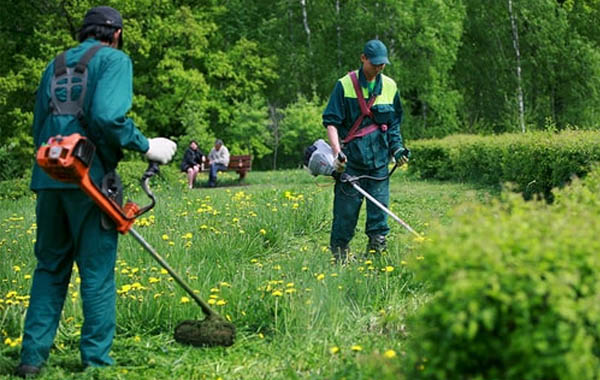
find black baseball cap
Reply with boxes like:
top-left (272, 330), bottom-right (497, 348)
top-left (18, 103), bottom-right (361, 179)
top-left (83, 6), bottom-right (123, 29)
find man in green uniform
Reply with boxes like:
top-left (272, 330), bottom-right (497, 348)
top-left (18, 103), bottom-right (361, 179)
top-left (16, 6), bottom-right (177, 377)
top-left (322, 39), bottom-right (409, 262)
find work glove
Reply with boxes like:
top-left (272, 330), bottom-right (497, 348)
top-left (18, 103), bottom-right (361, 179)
top-left (393, 147), bottom-right (410, 166)
top-left (145, 137), bottom-right (177, 165)
top-left (334, 151), bottom-right (347, 173)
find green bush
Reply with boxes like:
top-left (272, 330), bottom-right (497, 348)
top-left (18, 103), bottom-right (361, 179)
top-left (405, 167), bottom-right (600, 379)
top-left (0, 169), bottom-right (31, 200)
top-left (409, 130), bottom-right (600, 199)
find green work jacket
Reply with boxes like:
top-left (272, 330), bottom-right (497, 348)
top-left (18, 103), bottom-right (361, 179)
top-left (30, 38), bottom-right (149, 191)
top-left (322, 67), bottom-right (404, 171)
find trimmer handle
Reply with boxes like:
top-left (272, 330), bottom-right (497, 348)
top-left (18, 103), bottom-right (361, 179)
top-left (142, 161), bottom-right (160, 181)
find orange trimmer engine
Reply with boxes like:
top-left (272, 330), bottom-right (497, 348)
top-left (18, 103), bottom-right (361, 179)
top-left (36, 133), bottom-right (151, 234)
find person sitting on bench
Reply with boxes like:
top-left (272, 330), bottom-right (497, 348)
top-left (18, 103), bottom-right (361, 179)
top-left (207, 139), bottom-right (230, 187)
top-left (180, 140), bottom-right (205, 189)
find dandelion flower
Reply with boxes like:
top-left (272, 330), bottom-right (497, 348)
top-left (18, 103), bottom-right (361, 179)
top-left (272, 290), bottom-right (283, 297)
top-left (216, 300), bottom-right (227, 306)
top-left (384, 349), bottom-right (397, 359)
top-left (351, 345), bottom-right (363, 352)
top-left (385, 266), bottom-right (394, 272)
top-left (329, 346), bottom-right (340, 354)
top-left (316, 274), bottom-right (325, 281)
top-left (161, 234), bottom-right (169, 241)
top-left (259, 229), bottom-right (266, 235)
top-left (180, 297), bottom-right (190, 304)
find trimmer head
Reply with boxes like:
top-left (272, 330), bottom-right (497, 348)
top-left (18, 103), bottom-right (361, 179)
top-left (174, 316), bottom-right (236, 347)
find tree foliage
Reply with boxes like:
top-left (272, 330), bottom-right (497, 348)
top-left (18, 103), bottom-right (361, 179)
top-left (1, 0), bottom-right (600, 178)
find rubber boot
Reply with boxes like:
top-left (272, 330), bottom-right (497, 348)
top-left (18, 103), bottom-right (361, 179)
top-left (331, 246), bottom-right (350, 264)
top-left (15, 364), bottom-right (41, 378)
top-left (366, 235), bottom-right (387, 257)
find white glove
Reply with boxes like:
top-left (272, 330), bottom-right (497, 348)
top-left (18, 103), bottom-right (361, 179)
top-left (145, 138), bottom-right (177, 164)
top-left (334, 152), bottom-right (347, 173)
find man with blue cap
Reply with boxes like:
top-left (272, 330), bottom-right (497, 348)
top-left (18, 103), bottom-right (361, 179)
top-left (322, 39), bottom-right (410, 263)
top-left (15, 5), bottom-right (176, 377)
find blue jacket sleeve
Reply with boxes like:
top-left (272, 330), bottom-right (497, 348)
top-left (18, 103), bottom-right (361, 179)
top-left (90, 52), bottom-right (149, 153)
top-left (387, 92), bottom-right (405, 155)
top-left (322, 81), bottom-right (345, 128)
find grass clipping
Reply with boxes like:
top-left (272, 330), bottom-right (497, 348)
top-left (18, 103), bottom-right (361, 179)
top-left (174, 316), bottom-right (236, 347)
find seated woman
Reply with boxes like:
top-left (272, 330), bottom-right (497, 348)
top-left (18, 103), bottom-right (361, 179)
top-left (180, 140), bottom-right (205, 189)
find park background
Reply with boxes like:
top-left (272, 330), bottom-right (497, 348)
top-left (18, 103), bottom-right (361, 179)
top-left (3, 1), bottom-right (600, 379)
top-left (1, 0), bottom-right (600, 177)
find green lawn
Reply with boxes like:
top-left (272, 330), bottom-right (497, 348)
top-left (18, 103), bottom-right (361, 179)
top-left (0, 167), bottom-right (497, 379)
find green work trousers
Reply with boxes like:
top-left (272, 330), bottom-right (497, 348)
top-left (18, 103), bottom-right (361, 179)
top-left (21, 190), bottom-right (117, 367)
top-left (330, 165), bottom-right (390, 249)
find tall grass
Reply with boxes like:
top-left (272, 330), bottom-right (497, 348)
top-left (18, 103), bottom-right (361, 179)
top-left (0, 167), bottom-right (496, 379)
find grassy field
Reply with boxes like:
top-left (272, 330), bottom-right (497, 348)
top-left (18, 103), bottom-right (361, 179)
top-left (0, 167), bottom-right (497, 379)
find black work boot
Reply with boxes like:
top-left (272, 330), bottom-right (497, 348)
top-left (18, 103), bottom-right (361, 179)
top-left (366, 235), bottom-right (387, 257)
top-left (15, 364), bottom-right (41, 378)
top-left (331, 246), bottom-right (350, 264)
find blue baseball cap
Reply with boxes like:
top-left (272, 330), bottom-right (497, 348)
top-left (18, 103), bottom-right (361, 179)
top-left (363, 40), bottom-right (390, 65)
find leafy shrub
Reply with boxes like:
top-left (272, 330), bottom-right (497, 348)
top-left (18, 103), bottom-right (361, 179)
top-left (405, 167), bottom-right (600, 379)
top-left (0, 172), bottom-right (31, 200)
top-left (409, 130), bottom-right (600, 199)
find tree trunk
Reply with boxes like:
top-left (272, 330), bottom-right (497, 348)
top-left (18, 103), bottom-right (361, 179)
top-left (300, 0), bottom-right (312, 54)
top-left (335, 0), bottom-right (342, 69)
top-left (508, 0), bottom-right (526, 133)
top-left (268, 103), bottom-right (281, 170)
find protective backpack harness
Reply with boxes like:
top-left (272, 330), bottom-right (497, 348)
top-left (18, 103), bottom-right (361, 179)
top-left (342, 71), bottom-right (388, 144)
top-left (49, 44), bottom-right (106, 129)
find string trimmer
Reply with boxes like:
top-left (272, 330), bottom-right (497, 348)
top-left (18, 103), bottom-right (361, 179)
top-left (304, 139), bottom-right (422, 239)
top-left (36, 133), bottom-right (235, 347)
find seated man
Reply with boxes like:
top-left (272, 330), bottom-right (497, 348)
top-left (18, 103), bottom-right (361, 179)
top-left (180, 140), bottom-right (205, 189)
top-left (207, 139), bottom-right (230, 187)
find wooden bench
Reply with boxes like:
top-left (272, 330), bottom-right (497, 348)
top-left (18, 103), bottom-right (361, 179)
top-left (201, 155), bottom-right (253, 180)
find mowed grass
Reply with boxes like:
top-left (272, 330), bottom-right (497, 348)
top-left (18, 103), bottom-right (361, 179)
top-left (0, 167), bottom-right (497, 379)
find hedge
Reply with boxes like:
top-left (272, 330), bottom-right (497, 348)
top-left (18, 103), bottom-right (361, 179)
top-left (408, 130), bottom-right (600, 199)
top-left (404, 166), bottom-right (600, 379)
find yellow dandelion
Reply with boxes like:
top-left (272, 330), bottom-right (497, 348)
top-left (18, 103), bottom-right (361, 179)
top-left (259, 229), bottom-right (266, 235)
top-left (180, 297), bottom-right (190, 304)
top-left (385, 266), bottom-right (394, 272)
top-left (208, 299), bottom-right (216, 305)
top-left (329, 346), bottom-right (340, 354)
top-left (13, 265), bottom-right (20, 272)
top-left (272, 290), bottom-right (283, 297)
top-left (384, 349), bottom-right (397, 359)
top-left (149, 277), bottom-right (160, 284)
top-left (316, 274), bottom-right (325, 281)
top-left (161, 234), bottom-right (169, 241)
top-left (351, 345), bottom-right (363, 352)
top-left (216, 300), bottom-right (227, 306)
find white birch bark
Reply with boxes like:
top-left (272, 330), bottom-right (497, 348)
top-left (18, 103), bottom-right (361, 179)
top-left (300, 0), bottom-right (312, 54)
top-left (336, 0), bottom-right (342, 68)
top-left (508, 0), bottom-right (526, 133)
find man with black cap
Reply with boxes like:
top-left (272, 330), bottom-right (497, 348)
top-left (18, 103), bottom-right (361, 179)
top-left (16, 6), bottom-right (177, 377)
top-left (322, 39), bottom-right (410, 263)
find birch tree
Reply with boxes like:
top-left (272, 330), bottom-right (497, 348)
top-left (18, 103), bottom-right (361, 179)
top-left (508, 0), bottom-right (526, 133)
